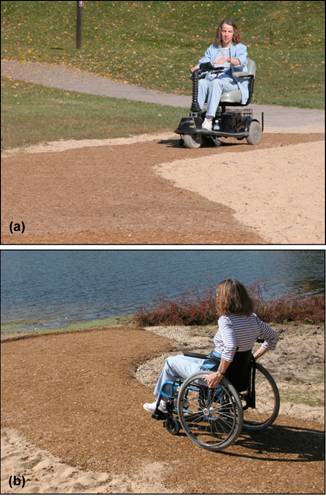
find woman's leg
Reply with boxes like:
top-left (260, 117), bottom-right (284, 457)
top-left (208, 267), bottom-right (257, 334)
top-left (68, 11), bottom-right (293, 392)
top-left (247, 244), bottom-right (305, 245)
top-left (206, 76), bottom-right (238, 117)
top-left (153, 355), bottom-right (204, 397)
top-left (197, 78), bottom-right (210, 110)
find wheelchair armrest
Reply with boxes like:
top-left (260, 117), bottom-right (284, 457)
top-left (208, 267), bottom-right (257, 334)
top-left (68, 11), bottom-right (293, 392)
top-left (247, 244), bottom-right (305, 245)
top-left (183, 351), bottom-right (208, 359)
top-left (232, 71), bottom-right (253, 78)
top-left (199, 62), bottom-right (214, 72)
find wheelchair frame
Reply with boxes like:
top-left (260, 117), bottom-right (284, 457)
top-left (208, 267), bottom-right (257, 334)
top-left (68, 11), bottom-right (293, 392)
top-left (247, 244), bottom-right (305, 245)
top-left (151, 352), bottom-right (280, 452)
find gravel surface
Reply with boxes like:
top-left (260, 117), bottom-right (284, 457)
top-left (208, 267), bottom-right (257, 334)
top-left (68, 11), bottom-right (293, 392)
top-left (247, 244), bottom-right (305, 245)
top-left (2, 325), bottom-right (324, 493)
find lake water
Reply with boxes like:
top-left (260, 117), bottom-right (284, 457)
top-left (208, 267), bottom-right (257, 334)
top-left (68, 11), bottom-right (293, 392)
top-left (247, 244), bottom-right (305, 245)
top-left (1, 250), bottom-right (324, 332)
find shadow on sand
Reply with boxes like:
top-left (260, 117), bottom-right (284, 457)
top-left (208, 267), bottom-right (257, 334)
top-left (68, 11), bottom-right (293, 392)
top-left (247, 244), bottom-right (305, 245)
top-left (226, 423), bottom-right (325, 462)
top-left (159, 137), bottom-right (244, 149)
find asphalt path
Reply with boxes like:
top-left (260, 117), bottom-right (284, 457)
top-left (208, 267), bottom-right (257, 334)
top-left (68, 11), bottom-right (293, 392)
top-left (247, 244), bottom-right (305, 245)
top-left (2, 59), bottom-right (324, 133)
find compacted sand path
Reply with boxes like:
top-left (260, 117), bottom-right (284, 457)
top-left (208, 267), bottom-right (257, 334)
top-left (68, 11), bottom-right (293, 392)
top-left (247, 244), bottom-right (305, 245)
top-left (1, 328), bottom-right (324, 493)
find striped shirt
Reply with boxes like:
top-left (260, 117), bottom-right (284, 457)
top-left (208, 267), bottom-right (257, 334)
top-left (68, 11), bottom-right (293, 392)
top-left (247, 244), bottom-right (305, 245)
top-left (213, 313), bottom-right (278, 362)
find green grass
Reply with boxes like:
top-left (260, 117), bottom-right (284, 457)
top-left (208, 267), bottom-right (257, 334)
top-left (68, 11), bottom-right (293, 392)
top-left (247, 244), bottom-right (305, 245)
top-left (1, 77), bottom-right (185, 149)
top-left (1, 314), bottom-right (134, 339)
top-left (1, 1), bottom-right (324, 108)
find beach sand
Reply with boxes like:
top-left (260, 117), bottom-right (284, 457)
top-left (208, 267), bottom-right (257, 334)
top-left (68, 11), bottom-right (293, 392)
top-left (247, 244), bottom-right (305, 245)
top-left (1, 323), bottom-right (324, 493)
top-left (155, 140), bottom-right (325, 244)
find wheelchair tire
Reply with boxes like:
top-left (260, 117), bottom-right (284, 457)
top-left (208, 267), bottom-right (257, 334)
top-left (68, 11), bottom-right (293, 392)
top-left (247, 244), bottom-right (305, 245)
top-left (164, 417), bottom-right (181, 435)
top-left (246, 120), bottom-right (262, 145)
top-left (177, 372), bottom-right (243, 452)
top-left (242, 362), bottom-right (280, 431)
top-left (182, 134), bottom-right (202, 149)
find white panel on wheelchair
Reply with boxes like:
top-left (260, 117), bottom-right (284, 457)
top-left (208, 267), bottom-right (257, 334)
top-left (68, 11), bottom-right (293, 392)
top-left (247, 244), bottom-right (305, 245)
top-left (220, 89), bottom-right (242, 103)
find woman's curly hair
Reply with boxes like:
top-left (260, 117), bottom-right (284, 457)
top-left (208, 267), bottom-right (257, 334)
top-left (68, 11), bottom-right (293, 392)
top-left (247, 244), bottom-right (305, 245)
top-left (216, 279), bottom-right (253, 316)
top-left (216, 18), bottom-right (241, 44)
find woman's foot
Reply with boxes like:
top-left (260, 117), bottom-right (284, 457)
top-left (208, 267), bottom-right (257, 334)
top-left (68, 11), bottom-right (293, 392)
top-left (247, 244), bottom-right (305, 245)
top-left (202, 117), bottom-right (213, 130)
top-left (143, 400), bottom-right (167, 414)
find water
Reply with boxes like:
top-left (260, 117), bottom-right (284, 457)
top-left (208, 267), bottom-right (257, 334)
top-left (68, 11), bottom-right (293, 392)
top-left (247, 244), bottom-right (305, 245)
top-left (1, 250), bottom-right (324, 332)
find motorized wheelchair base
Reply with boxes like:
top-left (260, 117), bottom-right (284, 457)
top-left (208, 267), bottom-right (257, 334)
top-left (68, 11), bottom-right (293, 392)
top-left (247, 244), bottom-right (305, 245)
top-left (175, 111), bottom-right (264, 141)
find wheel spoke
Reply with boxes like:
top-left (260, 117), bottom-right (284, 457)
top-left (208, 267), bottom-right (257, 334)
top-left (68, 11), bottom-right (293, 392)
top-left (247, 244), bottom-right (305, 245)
top-left (177, 372), bottom-right (243, 451)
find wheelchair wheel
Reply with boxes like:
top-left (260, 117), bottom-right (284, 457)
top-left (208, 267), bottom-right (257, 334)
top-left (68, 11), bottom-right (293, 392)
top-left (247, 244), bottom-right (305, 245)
top-left (164, 417), bottom-right (181, 435)
top-left (182, 134), bottom-right (202, 149)
top-left (177, 372), bottom-right (243, 451)
top-left (246, 120), bottom-right (262, 145)
top-left (242, 362), bottom-right (280, 431)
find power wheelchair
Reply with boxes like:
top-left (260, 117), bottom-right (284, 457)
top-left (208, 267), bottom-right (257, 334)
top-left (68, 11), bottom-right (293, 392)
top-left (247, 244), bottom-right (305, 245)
top-left (151, 346), bottom-right (280, 452)
top-left (175, 58), bottom-right (264, 148)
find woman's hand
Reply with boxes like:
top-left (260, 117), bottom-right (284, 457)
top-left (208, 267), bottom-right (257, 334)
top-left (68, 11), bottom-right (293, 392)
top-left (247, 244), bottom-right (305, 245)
top-left (227, 57), bottom-right (241, 66)
top-left (203, 372), bottom-right (223, 389)
top-left (191, 65), bottom-right (200, 72)
top-left (213, 56), bottom-right (227, 66)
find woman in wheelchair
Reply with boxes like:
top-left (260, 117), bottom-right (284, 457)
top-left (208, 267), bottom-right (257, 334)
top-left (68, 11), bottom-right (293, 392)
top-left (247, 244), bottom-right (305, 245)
top-left (143, 279), bottom-right (278, 414)
top-left (191, 18), bottom-right (249, 131)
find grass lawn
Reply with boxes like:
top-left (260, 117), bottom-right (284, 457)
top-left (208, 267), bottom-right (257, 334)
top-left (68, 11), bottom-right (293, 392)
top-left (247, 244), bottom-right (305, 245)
top-left (1, 77), bottom-right (185, 149)
top-left (1, 1), bottom-right (325, 109)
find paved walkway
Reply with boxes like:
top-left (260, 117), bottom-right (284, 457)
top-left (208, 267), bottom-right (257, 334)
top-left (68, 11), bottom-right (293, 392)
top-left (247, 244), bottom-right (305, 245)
top-left (2, 59), bottom-right (325, 132)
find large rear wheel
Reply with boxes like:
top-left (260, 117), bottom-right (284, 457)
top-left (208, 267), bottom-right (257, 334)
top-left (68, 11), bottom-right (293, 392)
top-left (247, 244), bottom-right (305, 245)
top-left (182, 134), bottom-right (203, 149)
top-left (242, 362), bottom-right (280, 431)
top-left (246, 120), bottom-right (262, 145)
top-left (177, 372), bottom-right (243, 451)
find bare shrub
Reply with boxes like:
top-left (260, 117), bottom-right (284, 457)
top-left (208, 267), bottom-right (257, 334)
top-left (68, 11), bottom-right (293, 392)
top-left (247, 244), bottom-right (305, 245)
top-left (135, 285), bottom-right (324, 326)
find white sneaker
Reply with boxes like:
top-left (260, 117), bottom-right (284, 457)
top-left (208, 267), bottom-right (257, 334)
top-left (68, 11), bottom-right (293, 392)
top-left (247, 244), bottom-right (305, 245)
top-left (202, 118), bottom-right (213, 131)
top-left (143, 400), bottom-right (167, 414)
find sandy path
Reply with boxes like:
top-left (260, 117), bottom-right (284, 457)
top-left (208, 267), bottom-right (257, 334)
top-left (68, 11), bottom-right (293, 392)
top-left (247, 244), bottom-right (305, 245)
top-left (1, 327), bottom-right (324, 494)
top-left (1, 132), bottom-right (324, 244)
top-left (156, 141), bottom-right (325, 244)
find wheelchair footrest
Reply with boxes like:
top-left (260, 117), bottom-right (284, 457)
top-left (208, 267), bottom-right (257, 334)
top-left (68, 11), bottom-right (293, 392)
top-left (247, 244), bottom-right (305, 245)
top-left (151, 410), bottom-right (167, 420)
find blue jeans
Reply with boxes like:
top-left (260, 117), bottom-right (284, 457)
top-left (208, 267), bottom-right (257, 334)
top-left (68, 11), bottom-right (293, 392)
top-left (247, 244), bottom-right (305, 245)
top-left (153, 352), bottom-right (221, 397)
top-left (198, 75), bottom-right (238, 117)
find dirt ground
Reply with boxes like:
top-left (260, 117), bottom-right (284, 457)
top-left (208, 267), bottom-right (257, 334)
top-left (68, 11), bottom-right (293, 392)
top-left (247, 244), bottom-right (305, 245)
top-left (1, 325), bottom-right (324, 494)
top-left (1, 132), bottom-right (324, 244)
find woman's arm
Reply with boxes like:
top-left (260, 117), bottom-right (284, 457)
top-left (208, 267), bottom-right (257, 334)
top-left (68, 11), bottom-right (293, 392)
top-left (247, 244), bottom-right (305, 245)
top-left (205, 316), bottom-right (236, 388)
top-left (204, 357), bottom-right (232, 388)
top-left (254, 315), bottom-right (279, 359)
top-left (253, 345), bottom-right (268, 360)
top-left (232, 43), bottom-right (248, 67)
top-left (228, 57), bottom-right (241, 66)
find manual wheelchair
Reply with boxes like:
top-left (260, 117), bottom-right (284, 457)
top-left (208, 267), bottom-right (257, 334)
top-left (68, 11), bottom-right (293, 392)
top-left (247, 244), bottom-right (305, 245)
top-left (151, 348), bottom-right (280, 452)
top-left (175, 58), bottom-right (264, 148)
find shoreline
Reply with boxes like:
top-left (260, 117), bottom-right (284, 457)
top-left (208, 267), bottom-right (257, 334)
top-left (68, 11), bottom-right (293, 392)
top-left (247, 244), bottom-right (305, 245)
top-left (1, 314), bottom-right (134, 341)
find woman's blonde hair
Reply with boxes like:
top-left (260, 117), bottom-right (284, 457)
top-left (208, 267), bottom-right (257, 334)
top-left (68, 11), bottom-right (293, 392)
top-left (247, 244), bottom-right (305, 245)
top-left (216, 18), bottom-right (241, 45)
top-left (216, 279), bottom-right (253, 316)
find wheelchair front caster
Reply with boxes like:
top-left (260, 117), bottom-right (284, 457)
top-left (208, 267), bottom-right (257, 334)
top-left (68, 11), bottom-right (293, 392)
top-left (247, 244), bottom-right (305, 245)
top-left (182, 134), bottom-right (203, 149)
top-left (164, 417), bottom-right (181, 435)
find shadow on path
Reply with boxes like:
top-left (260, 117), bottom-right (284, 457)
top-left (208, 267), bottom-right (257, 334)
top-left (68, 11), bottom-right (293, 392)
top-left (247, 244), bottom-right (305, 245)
top-left (226, 423), bottom-right (325, 462)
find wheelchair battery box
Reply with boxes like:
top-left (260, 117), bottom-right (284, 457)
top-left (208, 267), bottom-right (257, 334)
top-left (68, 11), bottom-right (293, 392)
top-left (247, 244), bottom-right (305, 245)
top-left (221, 110), bottom-right (252, 133)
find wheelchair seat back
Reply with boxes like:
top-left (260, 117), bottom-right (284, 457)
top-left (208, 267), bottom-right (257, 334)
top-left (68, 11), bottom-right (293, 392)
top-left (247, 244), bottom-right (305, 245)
top-left (226, 349), bottom-right (253, 392)
top-left (220, 58), bottom-right (256, 105)
top-left (245, 58), bottom-right (256, 76)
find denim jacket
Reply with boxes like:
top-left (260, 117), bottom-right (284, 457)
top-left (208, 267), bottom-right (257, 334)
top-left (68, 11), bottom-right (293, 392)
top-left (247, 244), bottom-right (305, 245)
top-left (198, 43), bottom-right (249, 104)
